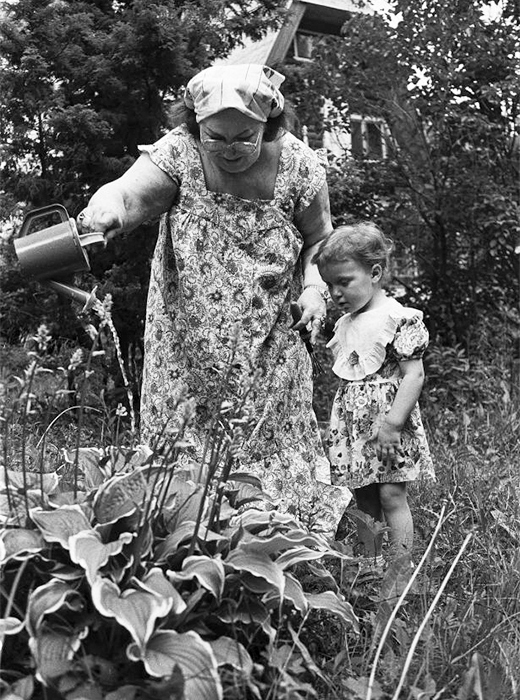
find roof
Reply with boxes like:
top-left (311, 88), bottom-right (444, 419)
top-left (213, 31), bottom-right (279, 67)
top-left (214, 0), bottom-right (371, 68)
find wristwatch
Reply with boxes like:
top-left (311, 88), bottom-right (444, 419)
top-left (304, 284), bottom-right (331, 303)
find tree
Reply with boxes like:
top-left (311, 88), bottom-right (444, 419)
top-left (287, 0), bottom-right (520, 345)
top-left (0, 0), bottom-right (284, 207)
top-left (0, 0), bottom-right (284, 351)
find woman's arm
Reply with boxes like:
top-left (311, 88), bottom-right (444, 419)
top-left (376, 358), bottom-right (425, 465)
top-left (78, 154), bottom-right (178, 239)
top-left (293, 182), bottom-right (333, 342)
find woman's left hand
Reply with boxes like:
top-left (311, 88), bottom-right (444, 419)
top-left (292, 287), bottom-right (327, 344)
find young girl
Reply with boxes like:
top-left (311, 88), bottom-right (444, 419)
top-left (312, 222), bottom-right (434, 571)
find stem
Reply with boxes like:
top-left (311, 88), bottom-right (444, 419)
top-left (0, 558), bottom-right (29, 666)
top-left (73, 333), bottom-right (100, 497)
top-left (366, 503), bottom-right (448, 700)
top-left (21, 359), bottom-right (38, 522)
top-left (390, 532), bottom-right (473, 700)
top-left (36, 406), bottom-right (103, 448)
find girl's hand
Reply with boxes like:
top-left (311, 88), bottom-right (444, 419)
top-left (376, 420), bottom-right (404, 466)
top-left (293, 287), bottom-right (327, 344)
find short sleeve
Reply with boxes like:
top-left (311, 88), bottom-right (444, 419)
top-left (277, 134), bottom-right (327, 215)
top-left (295, 146), bottom-right (328, 214)
top-left (392, 316), bottom-right (429, 361)
top-left (138, 125), bottom-right (194, 187)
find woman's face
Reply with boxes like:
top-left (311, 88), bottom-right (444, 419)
top-left (199, 109), bottom-right (264, 173)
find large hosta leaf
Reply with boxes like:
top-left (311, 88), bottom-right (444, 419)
top-left (63, 447), bottom-right (106, 490)
top-left (154, 522), bottom-right (197, 562)
top-left (0, 616), bottom-right (24, 638)
top-left (91, 577), bottom-right (172, 651)
top-left (225, 546), bottom-right (284, 596)
top-left (1, 469), bottom-right (59, 493)
top-left (230, 509), bottom-right (300, 533)
top-left (0, 527), bottom-right (45, 563)
top-left (29, 629), bottom-right (87, 683)
top-left (305, 591), bottom-right (359, 631)
top-left (239, 530), bottom-right (328, 557)
top-left (135, 568), bottom-right (186, 614)
top-left (167, 555), bottom-right (225, 599)
top-left (154, 522), bottom-right (227, 562)
top-left (275, 546), bottom-right (325, 570)
top-left (93, 469), bottom-right (149, 524)
top-left (1, 491), bottom-right (52, 527)
top-left (216, 599), bottom-right (276, 642)
top-left (106, 444), bottom-right (154, 473)
top-left (127, 629), bottom-right (222, 699)
top-left (161, 477), bottom-right (206, 529)
top-left (69, 530), bottom-right (135, 584)
top-left (209, 636), bottom-right (253, 677)
top-left (30, 505), bottom-right (92, 548)
top-left (0, 675), bottom-right (34, 700)
top-left (278, 572), bottom-right (308, 614)
top-left (26, 580), bottom-right (84, 637)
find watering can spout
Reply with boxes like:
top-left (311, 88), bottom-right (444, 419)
top-left (14, 204), bottom-right (103, 313)
top-left (45, 281), bottom-right (99, 314)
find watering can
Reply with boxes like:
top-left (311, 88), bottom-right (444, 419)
top-left (14, 204), bottom-right (105, 313)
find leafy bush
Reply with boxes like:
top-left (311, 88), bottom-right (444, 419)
top-left (0, 324), bottom-right (358, 700)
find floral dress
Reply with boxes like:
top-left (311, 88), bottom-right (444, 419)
top-left (138, 125), bottom-right (351, 536)
top-left (326, 296), bottom-right (435, 490)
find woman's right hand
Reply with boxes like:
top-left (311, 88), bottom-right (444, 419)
top-left (76, 154), bottom-right (178, 242)
top-left (76, 205), bottom-right (123, 243)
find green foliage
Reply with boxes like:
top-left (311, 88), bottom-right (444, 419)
top-left (0, 445), bottom-right (357, 699)
top-left (0, 0), bottom-right (284, 206)
top-left (287, 0), bottom-right (520, 345)
top-left (0, 0), bottom-right (285, 366)
top-left (1, 322), bottom-right (360, 700)
top-left (2, 305), bottom-right (520, 698)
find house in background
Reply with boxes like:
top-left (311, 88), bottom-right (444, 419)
top-left (215, 0), bottom-right (389, 159)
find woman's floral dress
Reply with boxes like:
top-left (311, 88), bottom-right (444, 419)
top-left (138, 125), bottom-right (351, 536)
top-left (326, 296), bottom-right (435, 489)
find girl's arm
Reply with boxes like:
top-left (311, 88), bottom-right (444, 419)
top-left (78, 154), bottom-right (178, 239)
top-left (376, 358), bottom-right (425, 465)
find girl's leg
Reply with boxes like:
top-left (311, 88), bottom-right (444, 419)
top-left (379, 482), bottom-right (413, 558)
top-left (354, 484), bottom-right (384, 558)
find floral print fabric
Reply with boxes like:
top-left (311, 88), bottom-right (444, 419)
top-left (327, 299), bottom-right (435, 490)
top-left (138, 125), bottom-right (351, 537)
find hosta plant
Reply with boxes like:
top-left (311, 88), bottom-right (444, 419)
top-left (0, 443), bottom-right (358, 700)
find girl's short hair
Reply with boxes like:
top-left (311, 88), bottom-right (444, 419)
top-left (167, 101), bottom-right (296, 142)
top-left (312, 221), bottom-right (393, 273)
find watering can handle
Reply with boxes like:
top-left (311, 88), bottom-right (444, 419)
top-left (18, 204), bottom-right (70, 238)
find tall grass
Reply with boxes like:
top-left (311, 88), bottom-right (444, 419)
top-left (1, 298), bottom-right (519, 699)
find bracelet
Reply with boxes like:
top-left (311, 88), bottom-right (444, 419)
top-left (304, 284), bottom-right (330, 302)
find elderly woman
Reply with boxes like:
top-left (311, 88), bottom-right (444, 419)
top-left (77, 64), bottom-right (351, 536)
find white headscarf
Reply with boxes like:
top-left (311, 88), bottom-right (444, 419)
top-left (184, 64), bottom-right (285, 123)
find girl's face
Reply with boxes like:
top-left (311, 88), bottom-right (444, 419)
top-left (199, 109), bottom-right (264, 173)
top-left (320, 257), bottom-right (383, 315)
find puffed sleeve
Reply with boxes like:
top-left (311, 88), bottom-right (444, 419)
top-left (294, 146), bottom-right (328, 214)
top-left (392, 315), bottom-right (429, 360)
top-left (138, 125), bottom-right (194, 187)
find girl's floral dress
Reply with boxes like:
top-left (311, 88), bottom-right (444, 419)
top-left (137, 125), bottom-right (351, 536)
top-left (326, 296), bottom-right (435, 489)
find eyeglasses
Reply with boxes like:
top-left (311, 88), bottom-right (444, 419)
top-left (201, 130), bottom-right (262, 156)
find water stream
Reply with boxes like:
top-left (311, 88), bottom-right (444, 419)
top-left (92, 297), bottom-right (136, 437)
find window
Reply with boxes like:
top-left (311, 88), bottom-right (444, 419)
top-left (349, 115), bottom-right (389, 159)
top-left (292, 31), bottom-right (317, 61)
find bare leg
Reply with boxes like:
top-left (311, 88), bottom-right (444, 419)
top-left (354, 484), bottom-right (384, 558)
top-left (379, 482), bottom-right (413, 559)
